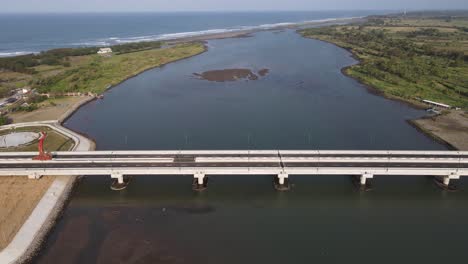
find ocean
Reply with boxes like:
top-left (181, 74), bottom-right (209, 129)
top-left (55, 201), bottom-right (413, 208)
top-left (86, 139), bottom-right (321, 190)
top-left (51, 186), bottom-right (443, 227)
top-left (0, 11), bottom-right (386, 56)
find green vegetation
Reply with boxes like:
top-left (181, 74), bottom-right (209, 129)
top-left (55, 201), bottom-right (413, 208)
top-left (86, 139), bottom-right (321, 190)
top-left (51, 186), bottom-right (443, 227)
top-left (0, 116), bottom-right (10, 126)
top-left (34, 43), bottom-right (205, 95)
top-left (0, 41), bottom-right (163, 75)
top-left (0, 41), bottom-right (204, 97)
top-left (0, 126), bottom-right (74, 152)
top-left (111, 41), bottom-right (162, 54)
top-left (300, 13), bottom-right (468, 108)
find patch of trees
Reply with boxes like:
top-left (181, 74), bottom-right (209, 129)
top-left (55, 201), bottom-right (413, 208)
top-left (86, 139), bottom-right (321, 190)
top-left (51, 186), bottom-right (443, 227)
top-left (0, 115), bottom-right (11, 126)
top-left (303, 26), bottom-right (467, 62)
top-left (0, 41), bottom-right (162, 74)
top-left (0, 54), bottom-right (39, 74)
top-left (406, 28), bottom-right (444, 38)
top-left (0, 46), bottom-right (99, 74)
top-left (112, 41), bottom-right (162, 54)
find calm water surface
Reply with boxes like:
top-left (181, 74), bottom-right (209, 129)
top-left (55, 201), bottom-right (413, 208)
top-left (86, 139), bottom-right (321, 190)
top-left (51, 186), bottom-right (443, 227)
top-left (34, 30), bottom-right (468, 264)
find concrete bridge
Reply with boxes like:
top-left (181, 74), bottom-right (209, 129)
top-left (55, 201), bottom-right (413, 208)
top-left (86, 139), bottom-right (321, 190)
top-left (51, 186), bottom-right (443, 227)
top-left (1, 150), bottom-right (467, 189)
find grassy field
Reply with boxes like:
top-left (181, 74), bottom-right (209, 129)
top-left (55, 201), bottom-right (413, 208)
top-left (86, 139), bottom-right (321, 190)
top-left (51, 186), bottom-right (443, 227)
top-left (0, 126), bottom-right (73, 250)
top-left (299, 15), bottom-right (468, 108)
top-left (34, 43), bottom-right (206, 94)
top-left (1, 42), bottom-right (205, 95)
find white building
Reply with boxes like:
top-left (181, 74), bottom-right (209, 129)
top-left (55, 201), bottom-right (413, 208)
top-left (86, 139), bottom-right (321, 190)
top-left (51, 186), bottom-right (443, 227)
top-left (97, 48), bottom-right (113, 55)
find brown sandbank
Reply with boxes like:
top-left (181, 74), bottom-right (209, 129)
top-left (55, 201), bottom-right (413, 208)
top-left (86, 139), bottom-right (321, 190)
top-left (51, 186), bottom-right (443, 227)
top-left (258, 68), bottom-right (269, 77)
top-left (410, 110), bottom-right (468, 150)
top-left (194, 68), bottom-right (269, 82)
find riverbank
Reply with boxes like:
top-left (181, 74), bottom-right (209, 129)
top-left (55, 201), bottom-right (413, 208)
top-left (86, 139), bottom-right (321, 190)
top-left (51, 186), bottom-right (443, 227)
top-left (299, 12), bottom-right (468, 150)
top-left (0, 42), bottom-right (207, 125)
top-left (0, 121), bottom-right (95, 264)
top-left (409, 110), bottom-right (468, 150)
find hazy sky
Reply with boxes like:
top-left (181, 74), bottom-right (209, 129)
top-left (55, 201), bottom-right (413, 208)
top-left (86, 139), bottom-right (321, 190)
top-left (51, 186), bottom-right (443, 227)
top-left (2, 0), bottom-right (468, 13)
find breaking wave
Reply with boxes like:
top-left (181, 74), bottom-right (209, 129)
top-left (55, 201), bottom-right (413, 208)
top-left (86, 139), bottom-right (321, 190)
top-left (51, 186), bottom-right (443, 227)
top-left (0, 51), bottom-right (37, 57)
top-left (0, 17), bottom-right (359, 57)
top-left (71, 17), bottom-right (354, 47)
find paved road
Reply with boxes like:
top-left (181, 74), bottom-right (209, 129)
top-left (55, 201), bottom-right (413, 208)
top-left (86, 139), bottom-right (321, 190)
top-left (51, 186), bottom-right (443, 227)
top-left (1, 161), bottom-right (466, 169)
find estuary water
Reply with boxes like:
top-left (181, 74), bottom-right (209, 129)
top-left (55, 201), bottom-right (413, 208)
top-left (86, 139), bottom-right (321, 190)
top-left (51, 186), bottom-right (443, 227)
top-left (34, 30), bottom-right (468, 264)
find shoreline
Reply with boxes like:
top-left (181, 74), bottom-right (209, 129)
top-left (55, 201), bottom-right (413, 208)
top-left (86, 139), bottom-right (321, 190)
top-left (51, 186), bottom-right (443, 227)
top-left (0, 16), bottom-right (365, 58)
top-left (305, 35), bottom-right (429, 110)
top-left (0, 121), bottom-right (95, 264)
top-left (406, 119), bottom-right (458, 150)
top-left (300, 34), bottom-right (465, 151)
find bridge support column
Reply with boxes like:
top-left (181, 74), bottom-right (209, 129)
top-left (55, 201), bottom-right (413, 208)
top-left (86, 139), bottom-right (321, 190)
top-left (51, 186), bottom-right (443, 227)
top-left (110, 172), bottom-right (128, 191)
top-left (360, 174), bottom-right (373, 185)
top-left (435, 173), bottom-right (460, 191)
top-left (28, 173), bottom-right (42, 180)
top-left (193, 172), bottom-right (207, 191)
top-left (274, 172), bottom-right (290, 191)
top-left (357, 173), bottom-right (373, 191)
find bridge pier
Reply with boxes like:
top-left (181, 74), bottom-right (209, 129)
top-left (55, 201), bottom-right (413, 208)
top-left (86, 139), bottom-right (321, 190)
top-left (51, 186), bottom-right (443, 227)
top-left (274, 172), bottom-right (290, 191)
top-left (435, 173), bottom-right (460, 191)
top-left (28, 173), bottom-right (42, 180)
top-left (193, 172), bottom-right (207, 191)
top-left (357, 173), bottom-right (373, 191)
top-left (110, 172), bottom-right (128, 191)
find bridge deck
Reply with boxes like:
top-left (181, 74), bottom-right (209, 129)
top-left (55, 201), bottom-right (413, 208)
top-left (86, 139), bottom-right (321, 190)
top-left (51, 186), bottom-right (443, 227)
top-left (0, 150), bottom-right (466, 178)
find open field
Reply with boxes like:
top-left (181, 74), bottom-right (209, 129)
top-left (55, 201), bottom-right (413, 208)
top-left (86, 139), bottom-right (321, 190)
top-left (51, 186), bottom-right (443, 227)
top-left (0, 126), bottom-right (74, 250)
top-left (0, 42), bottom-right (205, 96)
top-left (35, 43), bottom-right (205, 95)
top-left (7, 96), bottom-right (89, 123)
top-left (300, 15), bottom-right (468, 108)
top-left (0, 176), bottom-right (55, 250)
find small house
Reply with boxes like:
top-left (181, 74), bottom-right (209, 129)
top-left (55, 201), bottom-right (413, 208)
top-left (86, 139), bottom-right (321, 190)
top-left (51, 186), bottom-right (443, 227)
top-left (97, 48), bottom-right (113, 55)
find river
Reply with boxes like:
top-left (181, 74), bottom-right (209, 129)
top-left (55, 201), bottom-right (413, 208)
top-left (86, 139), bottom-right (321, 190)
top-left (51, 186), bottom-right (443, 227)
top-left (34, 30), bottom-right (468, 264)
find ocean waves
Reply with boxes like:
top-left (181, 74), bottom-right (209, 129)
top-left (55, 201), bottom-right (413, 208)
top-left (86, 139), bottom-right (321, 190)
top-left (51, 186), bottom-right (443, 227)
top-left (70, 17), bottom-right (348, 47)
top-left (0, 16), bottom-right (357, 57)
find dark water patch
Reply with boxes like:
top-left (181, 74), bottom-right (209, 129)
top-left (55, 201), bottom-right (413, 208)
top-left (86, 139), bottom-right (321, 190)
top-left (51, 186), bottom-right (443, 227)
top-left (166, 204), bottom-right (216, 215)
top-left (194, 68), bottom-right (260, 82)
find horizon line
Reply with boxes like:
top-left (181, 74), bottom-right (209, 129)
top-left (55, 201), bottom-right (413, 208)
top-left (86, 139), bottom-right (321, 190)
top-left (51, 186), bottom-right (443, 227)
top-left (1, 9), bottom-right (466, 14)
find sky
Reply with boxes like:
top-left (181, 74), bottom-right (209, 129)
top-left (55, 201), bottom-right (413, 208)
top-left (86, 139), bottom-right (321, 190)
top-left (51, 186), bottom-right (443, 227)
top-left (1, 0), bottom-right (468, 13)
